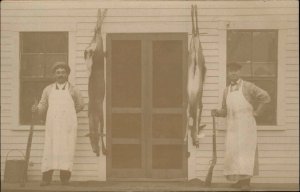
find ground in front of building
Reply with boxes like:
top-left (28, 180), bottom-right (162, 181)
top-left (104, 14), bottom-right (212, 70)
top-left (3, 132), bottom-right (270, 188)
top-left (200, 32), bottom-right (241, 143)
top-left (1, 179), bottom-right (299, 192)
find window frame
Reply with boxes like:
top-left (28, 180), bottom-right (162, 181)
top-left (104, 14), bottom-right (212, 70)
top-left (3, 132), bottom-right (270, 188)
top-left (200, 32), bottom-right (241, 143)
top-left (217, 21), bottom-right (287, 131)
top-left (227, 29), bottom-right (278, 126)
top-left (11, 23), bottom-right (76, 130)
top-left (19, 32), bottom-right (69, 125)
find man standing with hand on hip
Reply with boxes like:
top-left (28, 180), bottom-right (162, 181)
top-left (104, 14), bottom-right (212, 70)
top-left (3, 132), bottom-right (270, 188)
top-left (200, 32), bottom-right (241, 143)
top-left (211, 63), bottom-right (270, 190)
top-left (32, 62), bottom-right (84, 186)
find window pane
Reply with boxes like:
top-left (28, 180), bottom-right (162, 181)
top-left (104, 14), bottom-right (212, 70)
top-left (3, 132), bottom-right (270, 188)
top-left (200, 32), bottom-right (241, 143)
top-left (42, 32), bottom-right (68, 53)
top-left (228, 31), bottom-right (252, 63)
top-left (152, 40), bottom-right (183, 107)
top-left (253, 32), bottom-right (277, 62)
top-left (152, 145), bottom-right (183, 169)
top-left (22, 32), bottom-right (68, 53)
top-left (21, 53), bottom-right (68, 78)
top-left (112, 144), bottom-right (141, 168)
top-left (152, 114), bottom-right (183, 139)
top-left (227, 30), bottom-right (277, 126)
top-left (252, 79), bottom-right (276, 125)
top-left (111, 40), bottom-right (142, 107)
top-left (20, 32), bottom-right (68, 125)
top-left (22, 33), bottom-right (44, 53)
top-left (253, 62), bottom-right (276, 77)
top-left (21, 54), bottom-right (44, 77)
top-left (235, 62), bottom-right (252, 77)
top-left (20, 81), bottom-right (51, 125)
top-left (112, 114), bottom-right (141, 138)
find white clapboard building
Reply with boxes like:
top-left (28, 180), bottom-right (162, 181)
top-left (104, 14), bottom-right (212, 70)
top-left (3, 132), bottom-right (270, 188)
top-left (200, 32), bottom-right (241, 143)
top-left (1, 0), bottom-right (299, 184)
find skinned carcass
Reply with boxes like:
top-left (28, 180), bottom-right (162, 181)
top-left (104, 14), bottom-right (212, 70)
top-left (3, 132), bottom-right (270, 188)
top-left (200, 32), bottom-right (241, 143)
top-left (185, 5), bottom-right (206, 148)
top-left (84, 9), bottom-right (107, 156)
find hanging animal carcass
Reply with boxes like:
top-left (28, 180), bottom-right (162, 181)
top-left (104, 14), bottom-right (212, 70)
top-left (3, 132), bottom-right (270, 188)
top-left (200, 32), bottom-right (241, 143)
top-left (84, 9), bottom-right (107, 156)
top-left (185, 5), bottom-right (207, 148)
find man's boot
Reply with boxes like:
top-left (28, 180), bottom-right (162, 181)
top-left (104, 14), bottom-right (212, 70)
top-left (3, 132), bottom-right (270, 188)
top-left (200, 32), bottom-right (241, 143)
top-left (40, 170), bottom-right (53, 186)
top-left (60, 170), bottom-right (71, 185)
top-left (240, 178), bottom-right (251, 190)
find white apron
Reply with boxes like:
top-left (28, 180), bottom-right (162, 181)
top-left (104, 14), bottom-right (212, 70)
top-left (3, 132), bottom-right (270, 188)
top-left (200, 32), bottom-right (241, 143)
top-left (41, 83), bottom-right (77, 172)
top-left (224, 80), bottom-right (257, 181)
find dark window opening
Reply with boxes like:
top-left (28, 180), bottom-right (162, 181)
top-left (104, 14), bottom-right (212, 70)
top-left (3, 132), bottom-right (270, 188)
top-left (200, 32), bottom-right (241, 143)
top-left (227, 30), bottom-right (278, 125)
top-left (20, 32), bottom-right (68, 125)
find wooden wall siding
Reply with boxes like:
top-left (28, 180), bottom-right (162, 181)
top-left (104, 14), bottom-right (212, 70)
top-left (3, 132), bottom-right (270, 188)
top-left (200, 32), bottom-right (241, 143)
top-left (1, 0), bottom-right (299, 183)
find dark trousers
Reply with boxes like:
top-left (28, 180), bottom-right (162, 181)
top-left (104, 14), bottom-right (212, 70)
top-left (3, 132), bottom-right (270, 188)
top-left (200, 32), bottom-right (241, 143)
top-left (42, 170), bottom-right (71, 183)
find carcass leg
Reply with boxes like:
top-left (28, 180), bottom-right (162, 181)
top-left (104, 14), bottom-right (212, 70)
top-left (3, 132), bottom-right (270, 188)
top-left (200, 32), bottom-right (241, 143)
top-left (184, 104), bottom-right (190, 143)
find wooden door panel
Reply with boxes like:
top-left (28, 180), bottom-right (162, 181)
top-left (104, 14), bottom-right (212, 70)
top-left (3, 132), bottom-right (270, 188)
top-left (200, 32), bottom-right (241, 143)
top-left (152, 114), bottom-right (183, 139)
top-left (107, 38), bottom-right (145, 178)
top-left (107, 34), bottom-right (187, 180)
top-left (111, 114), bottom-right (141, 139)
top-left (149, 38), bottom-right (187, 179)
top-left (152, 40), bottom-right (183, 108)
top-left (111, 40), bottom-right (142, 108)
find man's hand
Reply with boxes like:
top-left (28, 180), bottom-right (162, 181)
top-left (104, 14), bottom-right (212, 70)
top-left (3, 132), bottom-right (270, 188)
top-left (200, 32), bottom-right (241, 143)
top-left (211, 109), bottom-right (219, 117)
top-left (253, 111), bottom-right (259, 117)
top-left (193, 139), bottom-right (200, 148)
top-left (31, 104), bottom-right (38, 113)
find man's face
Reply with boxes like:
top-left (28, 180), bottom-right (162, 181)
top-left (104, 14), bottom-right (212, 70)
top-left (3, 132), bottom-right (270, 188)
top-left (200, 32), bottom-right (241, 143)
top-left (228, 69), bottom-right (241, 82)
top-left (54, 68), bottom-right (68, 84)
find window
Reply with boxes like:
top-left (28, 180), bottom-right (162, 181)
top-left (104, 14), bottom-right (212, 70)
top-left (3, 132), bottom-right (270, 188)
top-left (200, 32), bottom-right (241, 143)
top-left (227, 30), bottom-right (277, 125)
top-left (20, 32), bottom-right (68, 125)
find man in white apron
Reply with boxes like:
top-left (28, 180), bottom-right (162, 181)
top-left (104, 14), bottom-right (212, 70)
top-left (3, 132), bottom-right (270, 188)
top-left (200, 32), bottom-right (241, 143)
top-left (32, 62), bottom-right (84, 186)
top-left (211, 63), bottom-right (270, 190)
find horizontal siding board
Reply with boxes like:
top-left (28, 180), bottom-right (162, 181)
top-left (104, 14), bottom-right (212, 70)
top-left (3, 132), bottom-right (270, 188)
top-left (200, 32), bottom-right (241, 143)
top-left (285, 84), bottom-right (299, 91)
top-left (194, 177), bottom-right (299, 184)
top-left (194, 169), bottom-right (299, 178)
top-left (193, 157), bottom-right (299, 165)
top-left (2, 150), bottom-right (97, 159)
top-left (77, 22), bottom-right (219, 31)
top-left (1, 142), bottom-right (93, 151)
top-left (186, 143), bottom-right (299, 151)
top-left (1, 7), bottom-right (298, 17)
top-left (1, 155), bottom-right (98, 164)
top-left (286, 57), bottom-right (299, 65)
top-left (286, 116), bottom-right (299, 123)
top-left (1, 7), bottom-right (298, 16)
top-left (1, 0), bottom-right (299, 9)
top-left (192, 150), bottom-right (299, 158)
top-left (195, 164), bottom-right (298, 171)
top-left (287, 29), bottom-right (299, 36)
top-left (286, 64), bottom-right (299, 71)
top-left (286, 51), bottom-right (299, 58)
top-left (285, 98), bottom-right (299, 104)
top-left (286, 43), bottom-right (299, 51)
top-left (76, 28), bottom-right (218, 37)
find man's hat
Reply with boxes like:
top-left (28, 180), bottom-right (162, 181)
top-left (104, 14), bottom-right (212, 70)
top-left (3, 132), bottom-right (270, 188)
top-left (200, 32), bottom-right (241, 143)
top-left (227, 62), bottom-right (242, 71)
top-left (52, 61), bottom-right (71, 74)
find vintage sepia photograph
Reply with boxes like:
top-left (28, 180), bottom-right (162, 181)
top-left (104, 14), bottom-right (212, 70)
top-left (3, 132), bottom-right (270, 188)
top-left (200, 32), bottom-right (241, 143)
top-left (1, 0), bottom-right (299, 191)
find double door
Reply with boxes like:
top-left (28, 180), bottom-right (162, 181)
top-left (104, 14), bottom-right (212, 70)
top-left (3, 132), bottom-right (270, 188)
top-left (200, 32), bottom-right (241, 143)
top-left (106, 33), bottom-right (188, 180)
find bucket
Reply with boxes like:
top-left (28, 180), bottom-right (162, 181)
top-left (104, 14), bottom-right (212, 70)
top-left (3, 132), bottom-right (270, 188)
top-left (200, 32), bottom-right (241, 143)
top-left (4, 150), bottom-right (26, 183)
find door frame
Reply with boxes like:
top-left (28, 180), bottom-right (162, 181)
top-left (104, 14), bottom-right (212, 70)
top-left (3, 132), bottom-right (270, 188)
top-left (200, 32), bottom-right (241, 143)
top-left (106, 33), bottom-right (188, 181)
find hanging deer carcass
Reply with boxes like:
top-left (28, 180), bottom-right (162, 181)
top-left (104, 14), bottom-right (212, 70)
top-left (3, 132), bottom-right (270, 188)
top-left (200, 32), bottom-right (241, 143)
top-left (84, 9), bottom-right (107, 156)
top-left (185, 5), bottom-right (206, 148)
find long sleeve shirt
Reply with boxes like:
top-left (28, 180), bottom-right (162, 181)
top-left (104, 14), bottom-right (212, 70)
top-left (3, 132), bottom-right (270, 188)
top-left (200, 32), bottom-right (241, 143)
top-left (218, 79), bottom-right (271, 117)
top-left (37, 82), bottom-right (84, 114)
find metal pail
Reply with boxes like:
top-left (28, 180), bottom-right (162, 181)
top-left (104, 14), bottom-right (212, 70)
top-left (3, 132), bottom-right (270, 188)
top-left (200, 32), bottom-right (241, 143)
top-left (4, 150), bottom-right (26, 183)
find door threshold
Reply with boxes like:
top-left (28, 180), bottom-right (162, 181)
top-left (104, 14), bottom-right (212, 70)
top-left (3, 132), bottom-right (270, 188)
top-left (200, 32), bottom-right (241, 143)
top-left (108, 178), bottom-right (188, 182)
